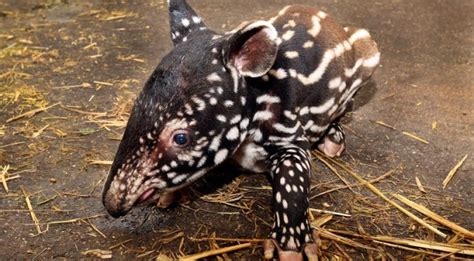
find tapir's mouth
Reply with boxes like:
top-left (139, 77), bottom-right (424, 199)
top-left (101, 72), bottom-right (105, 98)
top-left (135, 188), bottom-right (159, 206)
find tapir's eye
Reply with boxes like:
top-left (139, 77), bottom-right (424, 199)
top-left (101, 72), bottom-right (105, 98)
top-left (172, 131), bottom-right (190, 147)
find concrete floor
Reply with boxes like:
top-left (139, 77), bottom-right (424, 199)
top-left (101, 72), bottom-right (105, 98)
top-left (0, 0), bottom-right (472, 259)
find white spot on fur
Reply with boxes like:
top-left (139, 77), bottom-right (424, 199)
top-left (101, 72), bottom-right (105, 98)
top-left (273, 122), bottom-right (301, 134)
top-left (299, 106), bottom-right (309, 116)
top-left (224, 100), bottom-right (234, 107)
top-left (329, 77), bottom-right (342, 89)
top-left (276, 191), bottom-right (282, 203)
top-left (253, 111), bottom-right (273, 121)
top-left (192, 16), bottom-right (201, 24)
top-left (308, 16), bottom-right (321, 37)
top-left (207, 73), bottom-right (222, 82)
top-left (268, 68), bottom-right (288, 79)
top-left (338, 81), bottom-right (347, 92)
top-left (252, 129), bottom-right (263, 142)
top-left (349, 78), bottom-right (363, 92)
top-left (303, 40), bottom-right (314, 48)
top-left (209, 97), bottom-right (217, 105)
top-left (216, 115), bottom-right (227, 122)
top-left (214, 149), bottom-right (229, 164)
top-left (310, 124), bottom-right (328, 133)
top-left (284, 110), bottom-right (297, 120)
top-left (172, 174), bottom-right (187, 184)
top-left (181, 18), bottom-right (190, 27)
top-left (226, 127), bottom-right (239, 141)
top-left (240, 118), bottom-right (250, 129)
top-left (285, 51), bottom-right (299, 59)
top-left (317, 11), bottom-right (327, 18)
top-left (309, 98), bottom-right (335, 114)
top-left (256, 94), bottom-right (281, 104)
top-left (282, 30), bottom-right (295, 41)
top-left (230, 115), bottom-right (242, 125)
top-left (209, 132), bottom-right (223, 151)
top-left (282, 20), bottom-right (296, 28)
top-left (292, 184), bottom-right (299, 192)
top-left (288, 69), bottom-right (297, 78)
top-left (197, 156), bottom-right (207, 168)
top-left (192, 97), bottom-right (206, 111)
top-left (349, 29), bottom-right (371, 44)
top-left (363, 52), bottom-right (381, 67)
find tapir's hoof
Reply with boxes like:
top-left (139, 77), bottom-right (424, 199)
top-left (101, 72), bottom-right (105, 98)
top-left (263, 231), bottom-right (321, 261)
top-left (157, 192), bottom-right (176, 208)
top-left (317, 136), bottom-right (345, 158)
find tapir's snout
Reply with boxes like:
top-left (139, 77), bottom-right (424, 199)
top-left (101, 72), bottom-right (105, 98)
top-left (102, 171), bottom-right (129, 218)
top-left (102, 186), bottom-right (128, 218)
top-left (102, 163), bottom-right (164, 218)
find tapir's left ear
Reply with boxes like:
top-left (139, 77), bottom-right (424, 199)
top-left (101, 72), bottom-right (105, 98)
top-left (168, 0), bottom-right (208, 45)
top-left (224, 21), bottom-right (279, 78)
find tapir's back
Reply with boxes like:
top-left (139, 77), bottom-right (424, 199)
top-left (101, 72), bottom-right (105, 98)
top-left (258, 5), bottom-right (380, 143)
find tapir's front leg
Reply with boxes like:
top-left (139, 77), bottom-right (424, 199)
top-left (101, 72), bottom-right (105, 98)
top-left (264, 146), bottom-right (319, 260)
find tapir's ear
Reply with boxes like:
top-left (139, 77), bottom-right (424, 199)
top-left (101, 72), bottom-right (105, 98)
top-left (224, 21), bottom-right (279, 78)
top-left (168, 0), bottom-right (208, 45)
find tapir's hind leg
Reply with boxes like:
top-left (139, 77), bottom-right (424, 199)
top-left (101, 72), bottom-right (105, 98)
top-left (317, 122), bottom-right (346, 158)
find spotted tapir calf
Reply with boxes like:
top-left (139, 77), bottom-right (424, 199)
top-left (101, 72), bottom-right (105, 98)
top-left (102, 0), bottom-right (379, 259)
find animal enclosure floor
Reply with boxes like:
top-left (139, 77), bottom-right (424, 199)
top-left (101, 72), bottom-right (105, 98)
top-left (0, 0), bottom-right (472, 259)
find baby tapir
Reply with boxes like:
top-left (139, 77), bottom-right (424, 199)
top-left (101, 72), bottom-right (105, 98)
top-left (102, 0), bottom-right (379, 259)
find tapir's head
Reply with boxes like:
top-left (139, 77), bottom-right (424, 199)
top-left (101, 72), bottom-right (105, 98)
top-left (102, 0), bottom-right (279, 217)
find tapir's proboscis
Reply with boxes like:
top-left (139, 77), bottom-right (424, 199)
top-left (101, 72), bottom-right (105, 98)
top-left (102, 0), bottom-right (380, 259)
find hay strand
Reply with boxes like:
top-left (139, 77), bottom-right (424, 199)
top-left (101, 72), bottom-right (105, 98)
top-left (374, 120), bottom-right (396, 130)
top-left (315, 228), bottom-right (378, 251)
top-left (373, 236), bottom-right (474, 255)
top-left (21, 187), bottom-right (42, 234)
top-left (393, 194), bottom-right (474, 239)
top-left (443, 154), bottom-right (468, 189)
top-left (189, 237), bottom-right (264, 243)
top-left (402, 131), bottom-right (429, 144)
top-left (1, 165), bottom-right (11, 192)
top-left (309, 208), bottom-right (351, 217)
top-left (415, 177), bottom-right (426, 193)
top-left (180, 242), bottom-right (253, 260)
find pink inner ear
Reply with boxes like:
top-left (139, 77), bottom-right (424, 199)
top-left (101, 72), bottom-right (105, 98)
top-left (233, 28), bottom-right (277, 77)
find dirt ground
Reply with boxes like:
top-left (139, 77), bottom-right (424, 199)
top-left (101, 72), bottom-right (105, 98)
top-left (1, 0), bottom-right (473, 259)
